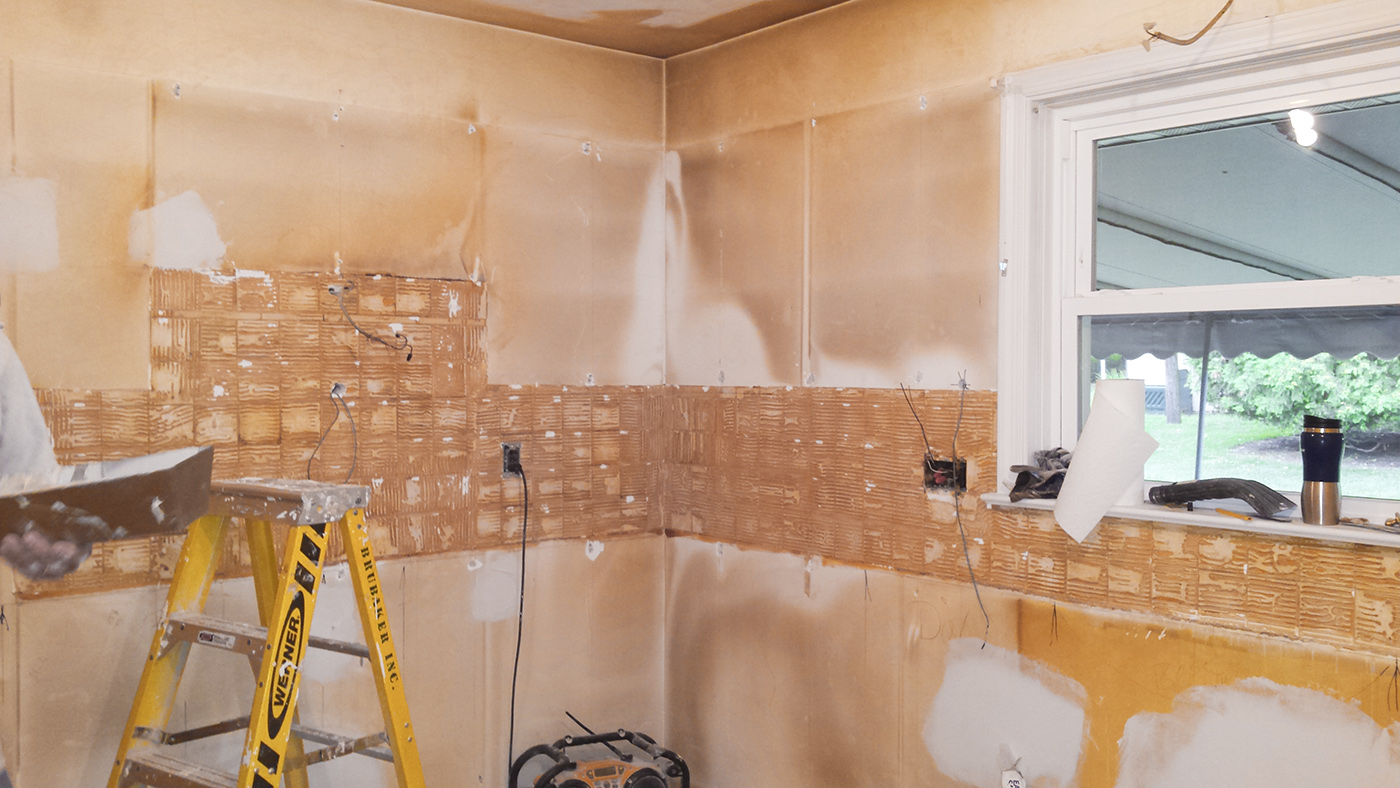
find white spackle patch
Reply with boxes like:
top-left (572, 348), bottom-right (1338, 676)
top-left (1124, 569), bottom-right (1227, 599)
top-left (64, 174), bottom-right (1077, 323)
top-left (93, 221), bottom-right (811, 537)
top-left (129, 190), bottom-right (227, 270)
top-left (0, 332), bottom-right (61, 485)
top-left (0, 177), bottom-right (59, 272)
top-left (924, 639), bottom-right (1087, 788)
top-left (584, 540), bottom-right (605, 561)
top-left (150, 497), bottom-right (165, 523)
top-left (1116, 678), bottom-right (1400, 788)
top-left (467, 558), bottom-right (483, 571)
top-left (448, 291), bottom-right (462, 317)
top-left (471, 550), bottom-right (521, 622)
top-left (212, 384), bottom-right (226, 398)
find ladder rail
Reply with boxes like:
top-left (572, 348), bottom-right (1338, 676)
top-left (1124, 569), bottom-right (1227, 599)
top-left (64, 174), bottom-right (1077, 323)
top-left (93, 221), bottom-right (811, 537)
top-left (247, 518), bottom-right (311, 788)
top-left (343, 509), bottom-right (426, 787)
top-left (107, 515), bottom-right (231, 788)
top-left (235, 522), bottom-right (328, 788)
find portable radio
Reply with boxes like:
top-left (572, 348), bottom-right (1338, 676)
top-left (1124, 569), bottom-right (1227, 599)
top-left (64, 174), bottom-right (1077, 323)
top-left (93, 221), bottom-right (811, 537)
top-left (509, 728), bottom-right (687, 788)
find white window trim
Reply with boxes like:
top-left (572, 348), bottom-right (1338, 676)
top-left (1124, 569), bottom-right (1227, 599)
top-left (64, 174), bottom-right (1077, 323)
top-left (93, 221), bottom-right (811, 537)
top-left (995, 0), bottom-right (1400, 530)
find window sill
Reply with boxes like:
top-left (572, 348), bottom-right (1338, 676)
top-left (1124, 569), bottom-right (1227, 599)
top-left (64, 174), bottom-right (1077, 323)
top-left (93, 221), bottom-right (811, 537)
top-left (981, 492), bottom-right (1400, 549)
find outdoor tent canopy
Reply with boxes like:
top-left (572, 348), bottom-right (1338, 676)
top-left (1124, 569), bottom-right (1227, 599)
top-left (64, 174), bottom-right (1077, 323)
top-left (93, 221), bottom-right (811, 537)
top-left (1089, 305), bottom-right (1400, 360)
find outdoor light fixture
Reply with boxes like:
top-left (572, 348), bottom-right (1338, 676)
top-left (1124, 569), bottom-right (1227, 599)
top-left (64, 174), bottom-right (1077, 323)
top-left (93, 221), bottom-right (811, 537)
top-left (1289, 108), bottom-right (1317, 146)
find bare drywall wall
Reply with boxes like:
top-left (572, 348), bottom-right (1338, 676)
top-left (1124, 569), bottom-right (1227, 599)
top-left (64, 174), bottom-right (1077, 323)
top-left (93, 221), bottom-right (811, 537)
top-left (4, 535), bottom-right (666, 788)
top-left (664, 536), bottom-right (1021, 788)
top-left (10, 61), bottom-right (150, 390)
top-left (662, 0), bottom-right (1351, 391)
top-left (665, 536), bottom-right (1400, 788)
top-left (483, 129), bottom-right (666, 385)
top-left (151, 80), bottom-right (486, 279)
top-left (1, 0), bottom-right (666, 389)
top-left (665, 0), bottom-right (1348, 144)
top-left (1, 0), bottom-right (661, 144)
top-left (808, 87), bottom-right (998, 388)
top-left (665, 126), bottom-right (805, 386)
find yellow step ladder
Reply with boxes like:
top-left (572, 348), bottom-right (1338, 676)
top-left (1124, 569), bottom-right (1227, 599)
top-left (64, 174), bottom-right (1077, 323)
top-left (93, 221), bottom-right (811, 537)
top-left (107, 479), bottom-right (425, 788)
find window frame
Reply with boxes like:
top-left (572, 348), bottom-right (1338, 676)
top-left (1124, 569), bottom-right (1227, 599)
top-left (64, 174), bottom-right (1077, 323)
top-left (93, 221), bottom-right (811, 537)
top-left (997, 0), bottom-right (1400, 523)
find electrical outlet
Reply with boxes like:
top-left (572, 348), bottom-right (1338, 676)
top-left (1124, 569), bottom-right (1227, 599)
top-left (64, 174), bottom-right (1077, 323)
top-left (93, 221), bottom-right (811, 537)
top-left (502, 442), bottom-right (522, 477)
top-left (924, 455), bottom-right (967, 492)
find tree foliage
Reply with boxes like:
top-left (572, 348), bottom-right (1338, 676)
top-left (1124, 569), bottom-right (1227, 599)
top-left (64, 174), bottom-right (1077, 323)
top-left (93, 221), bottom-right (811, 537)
top-left (1205, 352), bottom-right (1400, 432)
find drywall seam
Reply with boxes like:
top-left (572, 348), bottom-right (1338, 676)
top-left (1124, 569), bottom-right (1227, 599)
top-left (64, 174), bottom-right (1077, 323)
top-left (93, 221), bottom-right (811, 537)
top-left (6, 61), bottom-right (14, 173)
top-left (661, 58), bottom-right (669, 386)
top-left (800, 116), bottom-right (812, 385)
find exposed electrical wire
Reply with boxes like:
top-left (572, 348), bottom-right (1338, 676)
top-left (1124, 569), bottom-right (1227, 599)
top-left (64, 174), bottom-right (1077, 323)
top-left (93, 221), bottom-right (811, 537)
top-left (1143, 0), bottom-right (1234, 49)
top-left (306, 382), bottom-right (358, 484)
top-left (331, 283), bottom-right (414, 361)
top-left (1389, 657), bottom-right (1399, 713)
top-left (899, 383), bottom-right (935, 459)
top-left (335, 388), bottom-right (357, 482)
top-left (506, 462), bottom-right (528, 783)
top-left (950, 372), bottom-right (991, 648)
top-left (901, 376), bottom-right (990, 647)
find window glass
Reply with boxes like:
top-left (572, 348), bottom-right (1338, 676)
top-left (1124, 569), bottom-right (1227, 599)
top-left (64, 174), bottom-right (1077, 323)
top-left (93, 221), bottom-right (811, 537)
top-left (1094, 92), bottom-right (1400, 290)
top-left (1084, 307), bottom-right (1400, 498)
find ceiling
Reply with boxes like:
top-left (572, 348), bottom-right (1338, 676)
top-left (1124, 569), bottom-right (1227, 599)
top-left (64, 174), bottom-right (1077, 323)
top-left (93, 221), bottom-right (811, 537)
top-left (372, 0), bottom-right (851, 58)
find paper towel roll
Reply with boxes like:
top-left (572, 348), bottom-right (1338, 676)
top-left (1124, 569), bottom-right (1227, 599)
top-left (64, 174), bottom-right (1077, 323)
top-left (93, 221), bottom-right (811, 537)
top-left (1053, 379), bottom-right (1158, 543)
top-left (1097, 379), bottom-right (1148, 507)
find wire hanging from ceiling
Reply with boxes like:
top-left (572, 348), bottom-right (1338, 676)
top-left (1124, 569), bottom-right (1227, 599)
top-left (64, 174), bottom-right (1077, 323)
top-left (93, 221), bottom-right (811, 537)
top-left (1143, 0), bottom-right (1234, 50)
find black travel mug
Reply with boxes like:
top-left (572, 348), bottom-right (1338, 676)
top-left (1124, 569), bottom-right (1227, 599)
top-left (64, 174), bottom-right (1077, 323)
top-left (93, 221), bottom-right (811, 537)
top-left (1300, 414), bottom-right (1342, 525)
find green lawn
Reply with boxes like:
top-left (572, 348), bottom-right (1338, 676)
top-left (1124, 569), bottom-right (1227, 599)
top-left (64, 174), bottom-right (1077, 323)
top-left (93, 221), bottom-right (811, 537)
top-left (1143, 412), bottom-right (1399, 499)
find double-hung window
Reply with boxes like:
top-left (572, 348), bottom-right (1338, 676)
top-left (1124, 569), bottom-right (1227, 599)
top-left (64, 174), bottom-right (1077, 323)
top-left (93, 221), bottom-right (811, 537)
top-left (998, 0), bottom-right (1400, 525)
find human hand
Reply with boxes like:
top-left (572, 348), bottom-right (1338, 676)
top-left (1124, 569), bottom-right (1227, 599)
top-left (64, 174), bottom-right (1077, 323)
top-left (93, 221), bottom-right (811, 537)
top-left (0, 529), bottom-right (93, 579)
top-left (0, 501), bottom-right (102, 580)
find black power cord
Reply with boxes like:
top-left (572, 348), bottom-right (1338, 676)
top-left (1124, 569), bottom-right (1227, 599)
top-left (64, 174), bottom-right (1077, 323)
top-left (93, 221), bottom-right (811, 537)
top-left (505, 455), bottom-right (527, 784)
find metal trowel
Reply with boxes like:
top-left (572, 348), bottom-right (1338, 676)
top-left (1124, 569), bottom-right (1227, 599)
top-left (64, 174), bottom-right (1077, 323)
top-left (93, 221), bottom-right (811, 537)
top-left (0, 446), bottom-right (214, 544)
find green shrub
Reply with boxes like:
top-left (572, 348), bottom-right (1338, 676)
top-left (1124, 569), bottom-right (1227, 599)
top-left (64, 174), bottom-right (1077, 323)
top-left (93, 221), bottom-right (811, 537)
top-left (1206, 352), bottom-right (1400, 433)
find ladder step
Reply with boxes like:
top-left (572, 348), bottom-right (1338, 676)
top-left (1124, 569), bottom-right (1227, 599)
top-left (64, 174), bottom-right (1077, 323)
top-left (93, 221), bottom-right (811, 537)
top-left (165, 612), bottom-right (371, 660)
top-left (135, 716), bottom-right (251, 746)
top-left (290, 725), bottom-right (394, 765)
top-left (120, 750), bottom-right (236, 788)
